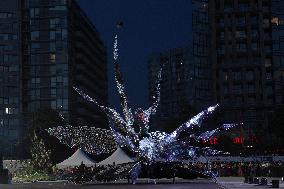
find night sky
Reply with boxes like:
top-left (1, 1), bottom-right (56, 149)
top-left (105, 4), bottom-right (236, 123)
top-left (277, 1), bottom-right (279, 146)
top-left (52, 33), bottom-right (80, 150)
top-left (78, 0), bottom-right (192, 109)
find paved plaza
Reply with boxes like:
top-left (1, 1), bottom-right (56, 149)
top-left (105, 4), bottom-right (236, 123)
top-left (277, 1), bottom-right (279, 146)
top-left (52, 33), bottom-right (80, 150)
top-left (0, 179), bottom-right (222, 189)
top-left (217, 177), bottom-right (284, 189)
top-left (0, 177), bottom-right (284, 189)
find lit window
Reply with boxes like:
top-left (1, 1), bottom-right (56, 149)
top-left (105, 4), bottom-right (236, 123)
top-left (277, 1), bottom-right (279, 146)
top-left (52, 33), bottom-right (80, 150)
top-left (265, 59), bottom-right (272, 68)
top-left (5, 107), bottom-right (17, 114)
top-left (50, 54), bottom-right (56, 63)
top-left (271, 17), bottom-right (284, 26)
top-left (271, 17), bottom-right (279, 25)
top-left (223, 72), bottom-right (228, 81)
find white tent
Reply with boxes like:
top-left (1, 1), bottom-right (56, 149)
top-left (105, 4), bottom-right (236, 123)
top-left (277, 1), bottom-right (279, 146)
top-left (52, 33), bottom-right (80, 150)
top-left (98, 148), bottom-right (134, 165)
top-left (56, 149), bottom-right (96, 168)
top-left (196, 156), bottom-right (208, 163)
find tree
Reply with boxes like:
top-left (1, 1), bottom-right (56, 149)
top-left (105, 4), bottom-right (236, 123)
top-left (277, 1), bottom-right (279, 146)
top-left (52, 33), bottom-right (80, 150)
top-left (27, 107), bottom-right (65, 134)
top-left (30, 133), bottom-right (53, 173)
top-left (17, 107), bottom-right (72, 162)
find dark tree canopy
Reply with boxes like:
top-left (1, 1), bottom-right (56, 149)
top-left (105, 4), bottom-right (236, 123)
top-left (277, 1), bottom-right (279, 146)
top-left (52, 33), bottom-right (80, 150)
top-left (17, 107), bottom-right (72, 162)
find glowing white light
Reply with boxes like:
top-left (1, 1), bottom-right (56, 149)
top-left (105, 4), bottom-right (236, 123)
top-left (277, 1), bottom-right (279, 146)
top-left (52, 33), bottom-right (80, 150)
top-left (48, 33), bottom-right (240, 181)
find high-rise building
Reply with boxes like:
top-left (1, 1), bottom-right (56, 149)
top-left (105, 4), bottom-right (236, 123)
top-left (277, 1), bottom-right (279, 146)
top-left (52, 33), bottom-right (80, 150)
top-left (148, 46), bottom-right (212, 130)
top-left (0, 0), bottom-right (108, 157)
top-left (192, 0), bottom-right (284, 134)
top-left (0, 0), bottom-right (22, 157)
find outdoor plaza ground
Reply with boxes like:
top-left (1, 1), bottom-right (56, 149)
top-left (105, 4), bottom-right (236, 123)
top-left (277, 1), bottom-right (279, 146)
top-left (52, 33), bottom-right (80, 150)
top-left (0, 177), bottom-right (283, 189)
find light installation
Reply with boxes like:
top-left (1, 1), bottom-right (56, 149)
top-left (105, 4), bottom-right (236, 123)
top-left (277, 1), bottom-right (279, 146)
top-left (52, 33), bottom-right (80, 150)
top-left (47, 31), bottom-right (242, 180)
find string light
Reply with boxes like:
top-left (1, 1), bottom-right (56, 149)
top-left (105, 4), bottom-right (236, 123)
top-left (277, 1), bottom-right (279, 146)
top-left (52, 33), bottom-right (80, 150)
top-left (48, 33), bottom-right (241, 181)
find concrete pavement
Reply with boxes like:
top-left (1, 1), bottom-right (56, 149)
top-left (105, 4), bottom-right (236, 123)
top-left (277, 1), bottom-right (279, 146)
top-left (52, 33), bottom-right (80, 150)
top-left (217, 177), bottom-right (284, 189)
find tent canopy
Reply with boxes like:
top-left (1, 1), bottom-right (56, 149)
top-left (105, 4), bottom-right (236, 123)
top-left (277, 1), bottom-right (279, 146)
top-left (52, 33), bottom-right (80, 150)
top-left (196, 156), bottom-right (208, 163)
top-left (98, 147), bottom-right (134, 165)
top-left (56, 149), bottom-right (96, 168)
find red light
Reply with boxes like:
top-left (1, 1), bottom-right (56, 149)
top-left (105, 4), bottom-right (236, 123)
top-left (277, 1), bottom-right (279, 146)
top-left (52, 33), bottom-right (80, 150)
top-left (233, 137), bottom-right (244, 144)
top-left (209, 137), bottom-right (218, 145)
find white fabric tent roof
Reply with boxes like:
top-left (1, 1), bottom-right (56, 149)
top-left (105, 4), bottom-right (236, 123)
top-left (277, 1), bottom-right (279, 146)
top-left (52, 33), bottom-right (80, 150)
top-left (196, 156), bottom-right (208, 163)
top-left (56, 149), bottom-right (96, 168)
top-left (98, 147), bottom-right (134, 165)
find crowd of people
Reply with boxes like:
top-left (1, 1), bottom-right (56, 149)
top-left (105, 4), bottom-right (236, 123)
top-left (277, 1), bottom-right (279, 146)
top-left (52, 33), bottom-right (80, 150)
top-left (209, 161), bottom-right (284, 177)
top-left (5, 159), bottom-right (284, 183)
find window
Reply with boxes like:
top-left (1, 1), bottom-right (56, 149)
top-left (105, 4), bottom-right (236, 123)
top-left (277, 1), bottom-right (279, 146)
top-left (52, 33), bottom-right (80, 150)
top-left (51, 89), bottom-right (56, 97)
top-left (251, 43), bottom-right (259, 51)
top-left (248, 96), bottom-right (256, 104)
top-left (251, 30), bottom-right (258, 38)
top-left (235, 31), bottom-right (246, 39)
top-left (31, 77), bottom-right (40, 84)
top-left (251, 16), bottom-right (258, 23)
top-left (3, 55), bottom-right (18, 62)
top-left (51, 101), bottom-right (56, 109)
top-left (30, 31), bottom-right (39, 40)
top-left (51, 77), bottom-right (56, 87)
top-left (49, 5), bottom-right (67, 11)
top-left (5, 107), bottom-right (18, 115)
top-left (31, 43), bottom-right (40, 51)
top-left (271, 17), bottom-right (284, 26)
top-left (224, 0), bottom-right (233, 12)
top-left (266, 85), bottom-right (273, 94)
top-left (236, 96), bottom-right (243, 104)
top-left (63, 99), bottom-right (68, 109)
top-left (30, 8), bottom-right (39, 18)
top-left (62, 29), bottom-right (67, 39)
top-left (217, 45), bottom-right (224, 54)
top-left (246, 71), bottom-right (254, 81)
top-left (237, 43), bottom-right (247, 52)
top-left (238, 3), bottom-right (249, 11)
top-left (223, 71), bottom-right (228, 81)
top-left (263, 18), bottom-right (270, 28)
top-left (50, 18), bottom-right (66, 28)
top-left (265, 45), bottom-right (272, 54)
top-left (0, 12), bottom-right (13, 19)
top-left (232, 71), bottom-right (241, 80)
top-left (50, 42), bottom-right (56, 51)
top-left (232, 84), bottom-right (242, 94)
top-left (29, 89), bottom-right (40, 99)
top-left (265, 58), bottom-right (272, 68)
top-left (223, 84), bottom-right (229, 94)
top-left (266, 73), bottom-right (272, 80)
top-left (50, 31), bottom-right (55, 40)
top-left (219, 18), bottom-right (224, 27)
top-left (237, 17), bottom-right (246, 26)
top-left (50, 65), bottom-right (56, 74)
top-left (55, 29), bottom-right (62, 40)
top-left (0, 44), bottom-right (16, 51)
top-left (0, 34), bottom-right (17, 40)
top-left (49, 54), bottom-right (56, 63)
top-left (248, 84), bottom-right (255, 93)
top-left (220, 32), bottom-right (225, 40)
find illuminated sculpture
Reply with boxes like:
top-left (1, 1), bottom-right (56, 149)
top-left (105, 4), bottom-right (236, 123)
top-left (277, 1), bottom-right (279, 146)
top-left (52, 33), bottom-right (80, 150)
top-left (47, 32), bottom-right (242, 181)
